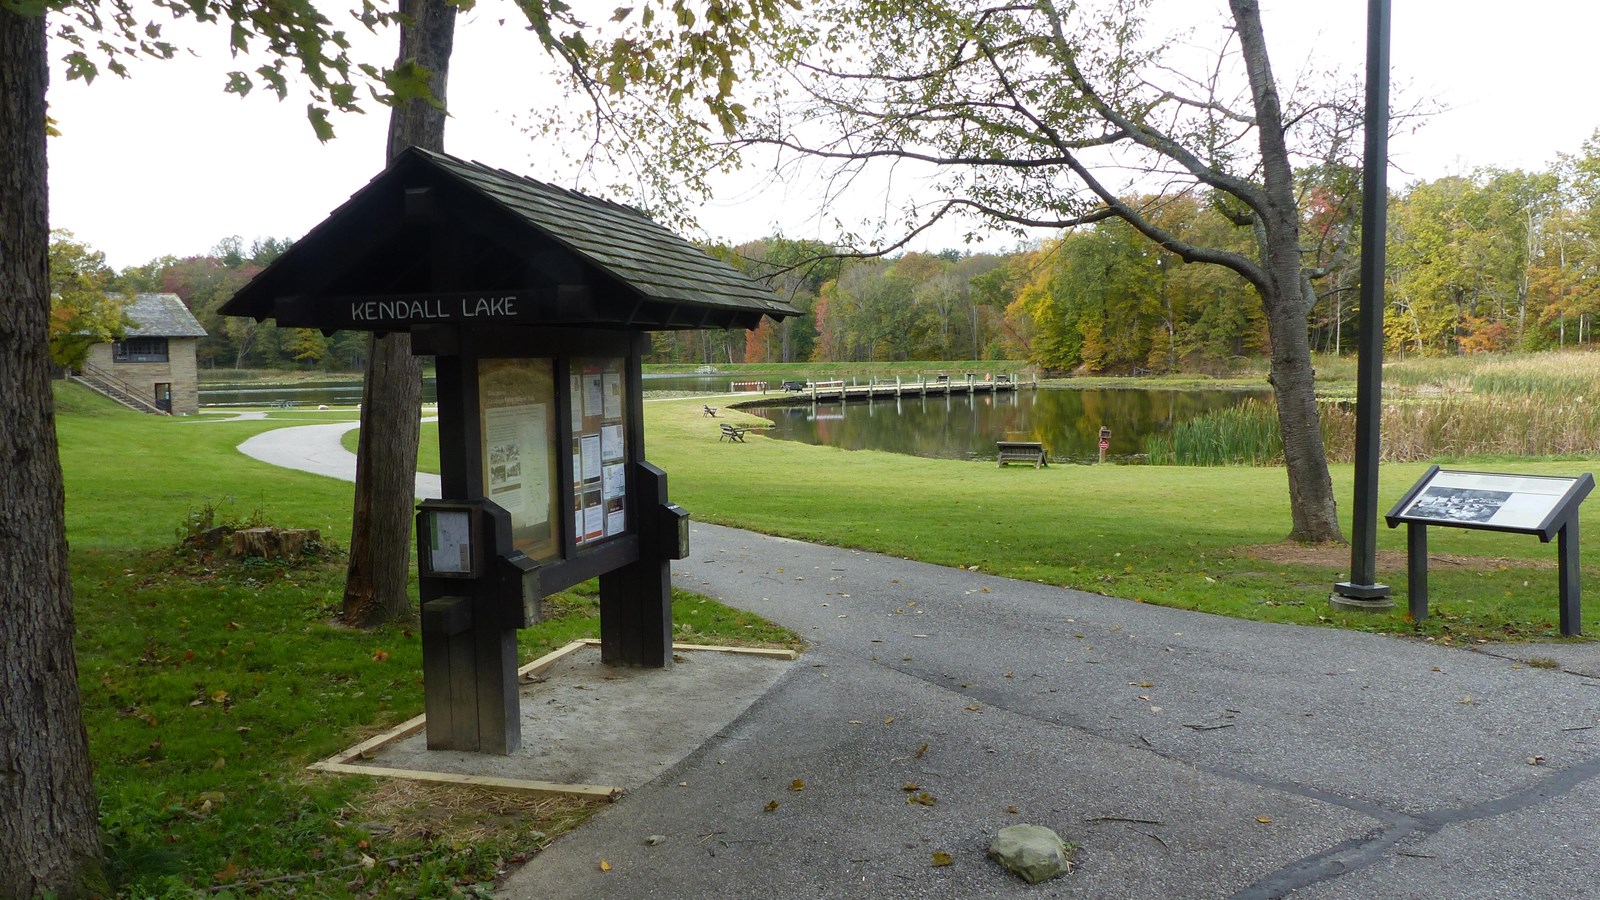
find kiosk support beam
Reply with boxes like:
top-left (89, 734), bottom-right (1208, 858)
top-left (598, 345), bottom-right (674, 667)
top-left (418, 347), bottom-right (523, 755)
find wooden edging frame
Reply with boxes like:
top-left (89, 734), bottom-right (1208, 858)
top-left (307, 640), bottom-right (800, 800)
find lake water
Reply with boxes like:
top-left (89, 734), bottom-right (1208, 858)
top-left (198, 376), bottom-right (1263, 465)
top-left (741, 388), bottom-right (1269, 463)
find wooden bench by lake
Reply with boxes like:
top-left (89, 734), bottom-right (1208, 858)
top-left (996, 440), bottom-right (1047, 468)
top-left (719, 423), bottom-right (750, 442)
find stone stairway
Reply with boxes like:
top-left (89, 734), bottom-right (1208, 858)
top-left (70, 365), bottom-right (169, 415)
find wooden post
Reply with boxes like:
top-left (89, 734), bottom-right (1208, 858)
top-left (600, 350), bottom-right (674, 667)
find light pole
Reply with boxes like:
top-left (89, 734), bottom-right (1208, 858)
top-left (1332, 0), bottom-right (1394, 610)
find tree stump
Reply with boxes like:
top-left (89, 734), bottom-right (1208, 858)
top-left (230, 527), bottom-right (319, 561)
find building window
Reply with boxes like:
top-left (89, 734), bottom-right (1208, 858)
top-left (113, 337), bottom-right (169, 362)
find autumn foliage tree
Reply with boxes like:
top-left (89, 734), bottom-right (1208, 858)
top-left (47, 230), bottom-right (129, 369)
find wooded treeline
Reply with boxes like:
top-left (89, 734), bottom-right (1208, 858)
top-left (52, 130), bottom-right (1600, 373)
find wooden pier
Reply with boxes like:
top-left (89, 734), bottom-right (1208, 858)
top-left (740, 372), bottom-right (1037, 405)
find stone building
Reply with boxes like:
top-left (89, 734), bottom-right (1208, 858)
top-left (81, 293), bottom-right (206, 415)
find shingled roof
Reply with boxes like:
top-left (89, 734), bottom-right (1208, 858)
top-left (125, 293), bottom-right (207, 338)
top-left (221, 148), bottom-right (798, 332)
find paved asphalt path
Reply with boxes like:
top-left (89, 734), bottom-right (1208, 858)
top-left (235, 419), bottom-right (442, 499)
top-left (502, 522), bottom-right (1600, 899)
top-left (234, 421), bottom-right (1600, 897)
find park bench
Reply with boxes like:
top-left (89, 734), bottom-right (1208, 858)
top-left (996, 440), bottom-right (1047, 468)
top-left (719, 423), bottom-right (750, 442)
top-left (703, 405), bottom-right (719, 417)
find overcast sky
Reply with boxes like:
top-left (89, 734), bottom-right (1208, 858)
top-left (44, 0), bottom-right (1600, 270)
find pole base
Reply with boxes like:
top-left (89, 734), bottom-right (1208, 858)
top-left (1330, 582), bottom-right (1394, 612)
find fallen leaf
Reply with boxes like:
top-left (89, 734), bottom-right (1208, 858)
top-left (790, 779), bottom-right (805, 791)
top-left (965, 704), bottom-right (981, 712)
top-left (211, 690), bottom-right (228, 703)
top-left (914, 742), bottom-right (929, 759)
top-left (1256, 816), bottom-right (1272, 825)
top-left (1528, 755), bottom-right (1546, 765)
top-left (371, 649), bottom-right (389, 663)
top-left (1007, 806), bottom-right (1020, 814)
top-left (883, 716), bottom-right (894, 724)
top-left (763, 800), bottom-right (779, 812)
top-left (599, 859), bottom-right (612, 872)
top-left (908, 791), bottom-right (937, 806)
top-left (931, 851), bottom-right (953, 867)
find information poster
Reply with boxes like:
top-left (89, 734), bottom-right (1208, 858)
top-left (478, 358), bottom-right (558, 561)
top-left (571, 358), bottom-right (628, 548)
top-left (601, 423), bottom-right (624, 461)
top-left (603, 372), bottom-right (623, 418)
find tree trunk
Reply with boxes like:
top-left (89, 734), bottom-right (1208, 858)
top-left (0, 10), bottom-right (106, 895)
top-left (1266, 294), bottom-right (1343, 543)
top-left (341, 0), bottom-right (457, 627)
top-left (1232, 0), bottom-right (1344, 544)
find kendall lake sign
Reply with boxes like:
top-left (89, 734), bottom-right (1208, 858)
top-left (268, 286), bottom-right (595, 332)
top-left (350, 294), bottom-right (520, 324)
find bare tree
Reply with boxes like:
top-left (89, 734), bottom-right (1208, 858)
top-left (568, 0), bottom-right (1373, 541)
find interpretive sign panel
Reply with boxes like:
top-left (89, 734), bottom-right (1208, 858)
top-left (1388, 469), bottom-right (1591, 539)
top-left (479, 358), bottom-right (559, 562)
top-left (1387, 466), bottom-right (1594, 636)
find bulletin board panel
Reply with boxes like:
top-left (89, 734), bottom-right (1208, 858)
top-left (570, 357), bottom-right (629, 550)
top-left (478, 358), bottom-right (560, 563)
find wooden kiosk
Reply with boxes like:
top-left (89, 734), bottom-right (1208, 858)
top-left (223, 148), bottom-right (798, 753)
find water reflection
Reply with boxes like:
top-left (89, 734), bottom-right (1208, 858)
top-left (743, 388), bottom-right (1268, 463)
top-left (200, 377), bottom-right (440, 408)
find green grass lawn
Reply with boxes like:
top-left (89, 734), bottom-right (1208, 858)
top-left (394, 395), bottom-right (1600, 642)
top-left (55, 385), bottom-right (793, 897)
